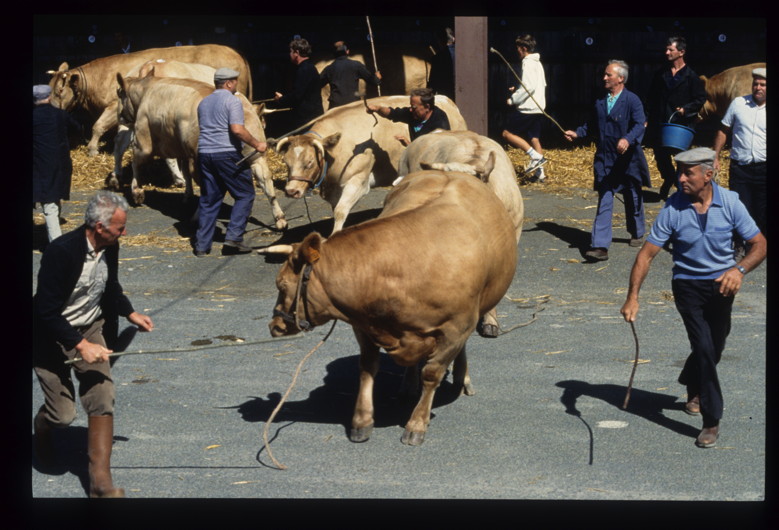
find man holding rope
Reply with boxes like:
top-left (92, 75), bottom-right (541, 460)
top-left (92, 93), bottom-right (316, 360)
top-left (33, 190), bottom-right (154, 497)
top-left (620, 147), bottom-right (766, 449)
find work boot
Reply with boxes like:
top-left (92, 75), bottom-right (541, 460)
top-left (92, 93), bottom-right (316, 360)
top-left (88, 415), bottom-right (125, 498)
top-left (33, 407), bottom-right (56, 468)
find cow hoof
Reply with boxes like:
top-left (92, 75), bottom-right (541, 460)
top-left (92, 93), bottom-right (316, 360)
top-left (461, 381), bottom-right (475, 396)
top-left (132, 190), bottom-right (145, 205)
top-left (478, 324), bottom-right (499, 338)
top-left (349, 424), bottom-right (374, 443)
top-left (275, 218), bottom-right (288, 231)
top-left (401, 429), bottom-right (425, 446)
top-left (105, 174), bottom-right (119, 191)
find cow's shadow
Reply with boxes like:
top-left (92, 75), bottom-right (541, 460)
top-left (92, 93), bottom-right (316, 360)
top-left (228, 354), bottom-right (464, 439)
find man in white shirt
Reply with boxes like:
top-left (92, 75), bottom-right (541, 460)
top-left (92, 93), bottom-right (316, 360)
top-left (712, 67), bottom-right (766, 256)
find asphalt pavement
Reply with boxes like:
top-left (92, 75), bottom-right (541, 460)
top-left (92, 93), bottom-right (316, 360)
top-left (29, 181), bottom-right (771, 522)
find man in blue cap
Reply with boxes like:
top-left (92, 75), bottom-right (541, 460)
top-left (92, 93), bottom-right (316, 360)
top-left (194, 67), bottom-right (267, 257)
top-left (620, 147), bottom-right (766, 448)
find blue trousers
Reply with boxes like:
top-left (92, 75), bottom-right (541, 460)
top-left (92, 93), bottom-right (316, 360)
top-left (673, 279), bottom-right (734, 427)
top-left (591, 177), bottom-right (645, 249)
top-left (196, 151), bottom-right (255, 252)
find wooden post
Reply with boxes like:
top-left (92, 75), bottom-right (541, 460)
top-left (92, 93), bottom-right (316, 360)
top-left (454, 16), bottom-right (488, 136)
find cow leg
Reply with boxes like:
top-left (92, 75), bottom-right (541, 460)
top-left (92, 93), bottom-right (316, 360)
top-left (106, 125), bottom-right (132, 190)
top-left (351, 329), bottom-right (379, 443)
top-left (165, 158), bottom-right (186, 188)
top-left (478, 307), bottom-right (500, 338)
top-left (252, 157), bottom-right (287, 230)
top-left (451, 346), bottom-right (475, 396)
top-left (329, 154), bottom-right (374, 234)
top-left (401, 347), bottom-right (459, 446)
top-left (87, 103), bottom-right (120, 157)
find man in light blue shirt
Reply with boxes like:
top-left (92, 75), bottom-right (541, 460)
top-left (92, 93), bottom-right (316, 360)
top-left (621, 147), bottom-right (766, 449)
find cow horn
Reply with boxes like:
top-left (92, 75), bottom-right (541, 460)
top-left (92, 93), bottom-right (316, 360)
top-left (275, 137), bottom-right (290, 153)
top-left (257, 244), bottom-right (294, 255)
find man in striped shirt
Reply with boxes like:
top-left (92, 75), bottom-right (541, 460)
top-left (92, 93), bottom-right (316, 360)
top-left (620, 147), bottom-right (766, 449)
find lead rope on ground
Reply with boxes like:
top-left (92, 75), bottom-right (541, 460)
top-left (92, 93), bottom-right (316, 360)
top-left (496, 294), bottom-right (550, 335)
top-left (622, 321), bottom-right (640, 409)
top-left (262, 320), bottom-right (338, 470)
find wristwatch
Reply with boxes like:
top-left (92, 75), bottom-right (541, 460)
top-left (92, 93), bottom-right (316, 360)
top-left (736, 265), bottom-right (747, 275)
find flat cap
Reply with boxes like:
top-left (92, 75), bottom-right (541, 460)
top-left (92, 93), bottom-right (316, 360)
top-left (214, 67), bottom-right (240, 82)
top-left (752, 67), bottom-right (766, 79)
top-left (674, 147), bottom-right (716, 167)
top-left (33, 84), bottom-right (51, 100)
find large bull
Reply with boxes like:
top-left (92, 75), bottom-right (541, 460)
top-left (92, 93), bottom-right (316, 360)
top-left (262, 169), bottom-right (517, 445)
top-left (111, 60), bottom-right (220, 187)
top-left (698, 62), bottom-right (766, 122)
top-left (397, 130), bottom-right (524, 337)
top-left (47, 44), bottom-right (252, 156)
top-left (115, 73), bottom-right (287, 230)
top-left (274, 95), bottom-right (467, 234)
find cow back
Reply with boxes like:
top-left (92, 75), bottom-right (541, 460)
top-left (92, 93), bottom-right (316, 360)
top-left (700, 62), bottom-right (766, 120)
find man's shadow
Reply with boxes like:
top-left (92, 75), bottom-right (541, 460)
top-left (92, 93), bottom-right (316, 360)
top-left (556, 379), bottom-right (699, 464)
top-left (227, 353), bottom-right (464, 446)
top-left (530, 221), bottom-right (592, 260)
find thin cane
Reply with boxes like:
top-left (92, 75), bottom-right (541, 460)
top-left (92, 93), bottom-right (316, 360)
top-left (489, 47), bottom-right (567, 136)
top-left (622, 321), bottom-right (640, 409)
top-left (366, 16), bottom-right (381, 96)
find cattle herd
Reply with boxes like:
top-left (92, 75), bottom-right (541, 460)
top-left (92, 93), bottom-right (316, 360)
top-left (43, 43), bottom-right (762, 445)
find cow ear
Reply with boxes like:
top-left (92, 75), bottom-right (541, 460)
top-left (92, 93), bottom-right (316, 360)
top-left (116, 73), bottom-right (126, 92)
top-left (419, 161), bottom-right (434, 170)
top-left (478, 151), bottom-right (496, 183)
top-left (57, 62), bottom-right (69, 72)
top-left (298, 232), bottom-right (324, 265)
top-left (322, 132), bottom-right (341, 151)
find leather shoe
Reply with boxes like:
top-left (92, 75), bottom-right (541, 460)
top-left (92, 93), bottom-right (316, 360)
top-left (695, 425), bottom-right (719, 448)
top-left (584, 248), bottom-right (608, 261)
top-left (222, 240), bottom-right (252, 254)
top-left (629, 237), bottom-right (644, 247)
top-left (684, 395), bottom-right (700, 416)
top-left (194, 249), bottom-right (208, 258)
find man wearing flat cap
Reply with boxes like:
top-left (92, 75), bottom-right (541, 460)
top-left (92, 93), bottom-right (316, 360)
top-left (621, 146), bottom-right (766, 449)
top-left (33, 84), bottom-right (81, 245)
top-left (194, 67), bottom-right (267, 257)
top-left (713, 67), bottom-right (766, 259)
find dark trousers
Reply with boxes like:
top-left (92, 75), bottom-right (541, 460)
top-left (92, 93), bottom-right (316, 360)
top-left (730, 161), bottom-right (766, 236)
top-left (673, 279), bottom-right (734, 427)
top-left (654, 146), bottom-right (681, 195)
top-left (196, 151), bottom-right (256, 252)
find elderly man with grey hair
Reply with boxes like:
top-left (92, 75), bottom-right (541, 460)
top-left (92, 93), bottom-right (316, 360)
top-left (33, 190), bottom-right (154, 497)
top-left (621, 147), bottom-right (766, 449)
top-left (564, 60), bottom-right (652, 262)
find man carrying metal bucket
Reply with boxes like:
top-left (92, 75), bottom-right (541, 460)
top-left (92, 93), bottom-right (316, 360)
top-left (645, 36), bottom-right (707, 200)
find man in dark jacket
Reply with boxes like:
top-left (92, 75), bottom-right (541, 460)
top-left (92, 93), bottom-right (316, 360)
top-left (32, 84), bottom-right (80, 243)
top-left (320, 40), bottom-right (381, 109)
top-left (645, 36), bottom-right (707, 199)
top-left (366, 87), bottom-right (451, 146)
top-left (565, 60), bottom-right (651, 262)
top-left (33, 191), bottom-right (154, 497)
top-left (274, 38), bottom-right (324, 131)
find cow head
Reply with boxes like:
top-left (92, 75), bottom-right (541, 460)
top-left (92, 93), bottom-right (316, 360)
top-left (262, 233), bottom-right (325, 337)
top-left (46, 62), bottom-right (80, 111)
top-left (275, 133), bottom-right (341, 198)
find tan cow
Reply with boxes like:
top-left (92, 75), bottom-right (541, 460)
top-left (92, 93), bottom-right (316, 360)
top-left (698, 62), bottom-right (766, 122)
top-left (262, 169), bottom-right (517, 445)
top-left (274, 95), bottom-right (467, 234)
top-left (114, 73), bottom-right (287, 230)
top-left (397, 130), bottom-right (525, 337)
top-left (112, 60), bottom-right (219, 186)
top-left (47, 44), bottom-right (252, 156)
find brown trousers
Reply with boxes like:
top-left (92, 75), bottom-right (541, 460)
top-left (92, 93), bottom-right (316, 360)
top-left (33, 318), bottom-right (116, 426)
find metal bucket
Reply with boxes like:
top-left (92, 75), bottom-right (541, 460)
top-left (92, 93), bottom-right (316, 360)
top-left (661, 111), bottom-right (694, 151)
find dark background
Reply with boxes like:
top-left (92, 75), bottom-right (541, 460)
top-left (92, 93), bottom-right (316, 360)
top-left (33, 15), bottom-right (766, 147)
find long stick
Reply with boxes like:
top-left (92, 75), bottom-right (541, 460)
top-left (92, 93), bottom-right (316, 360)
top-left (489, 47), bottom-right (566, 136)
top-left (366, 16), bottom-right (381, 96)
top-left (622, 321), bottom-right (640, 409)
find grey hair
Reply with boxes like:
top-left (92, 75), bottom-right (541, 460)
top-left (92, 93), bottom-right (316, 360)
top-left (608, 59), bottom-right (629, 83)
top-left (85, 190), bottom-right (129, 228)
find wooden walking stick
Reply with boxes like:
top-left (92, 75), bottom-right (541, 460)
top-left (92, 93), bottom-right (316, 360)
top-left (366, 16), bottom-right (381, 96)
top-left (622, 321), bottom-right (640, 409)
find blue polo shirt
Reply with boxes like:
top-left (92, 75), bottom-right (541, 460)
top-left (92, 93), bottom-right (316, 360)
top-left (197, 88), bottom-right (244, 154)
top-left (647, 183), bottom-right (759, 279)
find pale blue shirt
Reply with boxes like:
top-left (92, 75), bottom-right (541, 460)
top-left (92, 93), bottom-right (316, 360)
top-left (647, 183), bottom-right (759, 279)
top-left (606, 90), bottom-right (622, 114)
top-left (197, 88), bottom-right (244, 154)
top-left (721, 94), bottom-right (766, 164)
